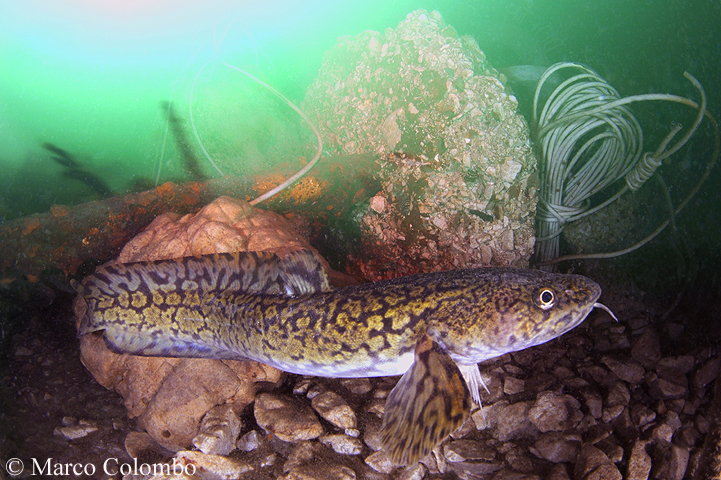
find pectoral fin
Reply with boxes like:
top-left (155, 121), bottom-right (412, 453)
top-left (457, 363), bottom-right (490, 408)
top-left (380, 335), bottom-right (471, 466)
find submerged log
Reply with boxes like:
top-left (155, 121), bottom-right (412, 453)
top-left (0, 155), bottom-right (379, 280)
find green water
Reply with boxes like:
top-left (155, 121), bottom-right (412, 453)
top-left (0, 0), bottom-right (719, 224)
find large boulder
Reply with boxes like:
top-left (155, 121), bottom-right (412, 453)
top-left (303, 9), bottom-right (537, 280)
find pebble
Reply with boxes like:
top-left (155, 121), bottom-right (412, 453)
top-left (693, 357), bottom-right (720, 390)
top-left (254, 393), bottom-right (324, 442)
top-left (585, 424), bottom-right (613, 444)
top-left (237, 430), bottom-right (262, 452)
top-left (651, 441), bottom-right (689, 480)
top-left (53, 421), bottom-right (98, 440)
top-left (503, 376), bottom-right (526, 395)
top-left (340, 377), bottom-right (373, 395)
top-left (293, 378), bottom-right (314, 395)
top-left (281, 463), bottom-right (356, 480)
top-left (124, 431), bottom-right (169, 459)
top-left (605, 381), bottom-right (631, 407)
top-left (626, 440), bottom-right (652, 480)
top-left (601, 356), bottom-right (645, 383)
top-left (581, 389), bottom-right (604, 419)
top-left (443, 439), bottom-right (495, 462)
top-left (175, 450), bottom-right (253, 479)
top-left (598, 440), bottom-right (624, 463)
top-left (446, 459), bottom-right (504, 478)
top-left (528, 392), bottom-right (582, 432)
top-left (657, 356), bottom-right (695, 378)
top-left (674, 424), bottom-right (701, 449)
top-left (630, 403), bottom-right (657, 427)
top-left (306, 383), bottom-right (327, 399)
top-left (192, 404), bottom-right (241, 455)
top-left (650, 378), bottom-right (688, 399)
top-left (505, 446), bottom-right (535, 473)
top-left (631, 329), bottom-right (662, 368)
top-left (61, 416), bottom-right (76, 427)
top-left (574, 444), bottom-right (622, 480)
top-left (318, 434), bottom-right (363, 455)
top-left (311, 391), bottom-right (357, 429)
top-left (369, 195), bottom-right (386, 214)
top-left (282, 442), bottom-right (316, 473)
top-left (364, 450), bottom-right (397, 474)
top-left (486, 400), bottom-right (536, 441)
top-left (396, 462), bottom-right (427, 480)
top-left (362, 417), bottom-right (384, 451)
top-left (531, 432), bottom-right (581, 463)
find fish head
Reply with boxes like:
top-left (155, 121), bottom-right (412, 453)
top-left (427, 268), bottom-right (603, 364)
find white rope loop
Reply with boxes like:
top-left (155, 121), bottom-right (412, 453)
top-left (532, 63), bottom-right (709, 265)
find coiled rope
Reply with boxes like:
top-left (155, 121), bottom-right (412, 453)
top-left (533, 63), bottom-right (709, 266)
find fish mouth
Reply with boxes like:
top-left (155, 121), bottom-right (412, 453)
top-left (593, 302), bottom-right (618, 322)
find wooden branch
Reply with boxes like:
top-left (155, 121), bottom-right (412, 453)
top-left (0, 155), bottom-right (379, 280)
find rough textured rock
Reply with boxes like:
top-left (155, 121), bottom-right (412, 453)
top-left (574, 444), bottom-right (622, 480)
top-left (601, 356), bottom-right (645, 384)
top-left (694, 357), bottom-right (720, 390)
top-left (236, 430), bottom-right (262, 452)
top-left (340, 378), bottom-right (373, 395)
top-left (364, 450), bottom-right (397, 474)
top-left (396, 463), bottom-right (428, 480)
top-left (318, 434), bottom-right (364, 455)
top-left (192, 404), bottom-right (242, 456)
top-left (174, 450), bottom-right (254, 479)
top-left (282, 442), bottom-right (316, 473)
top-left (443, 439), bottom-right (496, 463)
top-left (74, 196), bottom-right (350, 450)
top-left (631, 328), bottom-right (662, 369)
top-left (53, 421), bottom-right (98, 440)
top-left (605, 381), bottom-right (632, 408)
top-left (528, 392), bottom-right (583, 432)
top-left (485, 400), bottom-right (537, 441)
top-left (303, 9), bottom-right (536, 279)
top-left (254, 393), bottom-right (325, 443)
top-left (280, 463), bottom-right (357, 480)
top-left (310, 391), bottom-right (357, 430)
top-left (626, 440), bottom-right (652, 480)
top-left (531, 432), bottom-right (582, 463)
top-left (652, 441), bottom-right (689, 480)
top-left (139, 359), bottom-right (267, 452)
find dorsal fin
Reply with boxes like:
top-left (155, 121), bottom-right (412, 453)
top-left (380, 335), bottom-right (471, 466)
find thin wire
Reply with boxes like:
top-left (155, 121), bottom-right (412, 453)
top-left (188, 59), bottom-right (226, 176)
top-left (220, 62), bottom-right (323, 206)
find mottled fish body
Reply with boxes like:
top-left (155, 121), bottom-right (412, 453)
top-left (75, 249), bottom-right (606, 465)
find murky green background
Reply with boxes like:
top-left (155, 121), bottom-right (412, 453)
top-left (1, 0), bottom-right (717, 215)
top-left (1, 0), bottom-right (719, 287)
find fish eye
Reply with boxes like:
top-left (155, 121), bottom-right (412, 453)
top-left (535, 288), bottom-right (556, 310)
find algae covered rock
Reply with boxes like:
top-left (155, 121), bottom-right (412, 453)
top-left (303, 10), bottom-right (537, 279)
